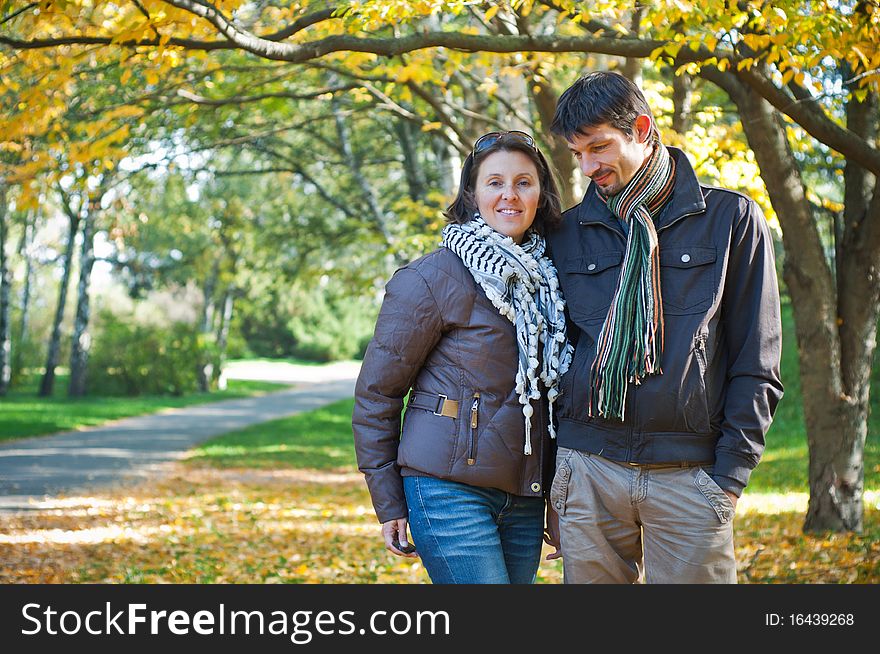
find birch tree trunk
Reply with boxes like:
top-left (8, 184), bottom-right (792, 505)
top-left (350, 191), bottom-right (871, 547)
top-left (13, 209), bottom-right (35, 380)
top-left (39, 194), bottom-right (80, 397)
top-left (196, 259), bottom-right (219, 393)
top-left (0, 185), bottom-right (11, 395)
top-left (68, 190), bottom-right (99, 397)
top-left (213, 290), bottom-right (234, 391)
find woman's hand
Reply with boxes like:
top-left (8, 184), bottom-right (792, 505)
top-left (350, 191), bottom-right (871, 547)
top-left (382, 518), bottom-right (419, 558)
top-left (544, 502), bottom-right (562, 561)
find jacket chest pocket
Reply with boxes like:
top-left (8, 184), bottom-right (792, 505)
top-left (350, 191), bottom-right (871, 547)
top-left (561, 251), bottom-right (623, 325)
top-left (659, 246), bottom-right (717, 315)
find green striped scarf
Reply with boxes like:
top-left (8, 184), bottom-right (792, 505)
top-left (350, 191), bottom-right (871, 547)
top-left (589, 135), bottom-right (676, 421)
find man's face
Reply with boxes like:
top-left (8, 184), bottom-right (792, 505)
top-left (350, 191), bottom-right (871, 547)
top-left (566, 116), bottom-right (653, 196)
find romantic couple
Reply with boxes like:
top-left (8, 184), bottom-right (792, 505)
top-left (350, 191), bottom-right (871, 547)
top-left (352, 71), bottom-right (784, 584)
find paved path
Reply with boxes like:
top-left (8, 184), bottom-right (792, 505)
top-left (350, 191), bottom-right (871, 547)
top-left (0, 362), bottom-right (360, 511)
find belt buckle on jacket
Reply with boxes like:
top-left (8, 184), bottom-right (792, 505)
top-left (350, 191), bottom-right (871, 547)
top-left (433, 394), bottom-right (449, 416)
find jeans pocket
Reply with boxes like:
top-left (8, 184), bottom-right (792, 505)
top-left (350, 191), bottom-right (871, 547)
top-left (549, 450), bottom-right (574, 516)
top-left (693, 468), bottom-right (734, 524)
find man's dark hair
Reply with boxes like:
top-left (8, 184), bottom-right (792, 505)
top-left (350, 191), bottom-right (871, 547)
top-left (444, 133), bottom-right (563, 233)
top-left (550, 71), bottom-right (654, 141)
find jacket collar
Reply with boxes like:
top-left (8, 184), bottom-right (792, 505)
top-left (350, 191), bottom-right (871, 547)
top-left (576, 146), bottom-right (707, 232)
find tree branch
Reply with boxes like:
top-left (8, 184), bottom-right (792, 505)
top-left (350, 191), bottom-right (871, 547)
top-left (1, 2), bottom-right (37, 26)
top-left (0, 23), bottom-right (661, 61)
top-left (173, 85), bottom-right (356, 107)
top-left (261, 7), bottom-right (345, 41)
top-left (130, 0), bottom-right (161, 40)
top-left (734, 64), bottom-right (880, 175)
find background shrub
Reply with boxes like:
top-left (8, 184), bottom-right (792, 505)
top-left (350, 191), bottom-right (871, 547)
top-left (88, 311), bottom-right (210, 395)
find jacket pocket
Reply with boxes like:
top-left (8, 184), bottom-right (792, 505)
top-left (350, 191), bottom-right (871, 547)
top-left (659, 246), bottom-right (716, 315)
top-left (399, 394), bottom-right (458, 475)
top-left (562, 252), bottom-right (623, 324)
top-left (683, 334), bottom-right (711, 433)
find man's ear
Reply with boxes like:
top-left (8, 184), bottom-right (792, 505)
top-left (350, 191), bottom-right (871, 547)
top-left (633, 114), bottom-right (653, 143)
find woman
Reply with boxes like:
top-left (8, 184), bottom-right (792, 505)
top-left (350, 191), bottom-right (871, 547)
top-left (352, 131), bottom-right (572, 584)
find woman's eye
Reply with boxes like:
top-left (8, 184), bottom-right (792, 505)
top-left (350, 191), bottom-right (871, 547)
top-left (593, 144), bottom-right (607, 152)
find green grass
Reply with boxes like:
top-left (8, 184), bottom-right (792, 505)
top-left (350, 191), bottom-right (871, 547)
top-left (186, 397), bottom-right (357, 470)
top-left (0, 374), bottom-right (289, 443)
top-left (192, 307), bottom-right (880, 496)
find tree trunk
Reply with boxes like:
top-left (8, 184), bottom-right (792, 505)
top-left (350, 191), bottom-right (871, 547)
top-left (196, 260), bottom-right (219, 393)
top-left (708, 68), bottom-right (872, 533)
top-left (435, 135), bottom-right (460, 197)
top-left (394, 118), bottom-right (427, 203)
top-left (528, 76), bottom-right (579, 207)
top-left (13, 210), bottom-right (35, 379)
top-left (68, 192), bottom-right (98, 397)
top-left (330, 90), bottom-right (396, 250)
top-left (621, 6), bottom-right (644, 86)
top-left (0, 185), bottom-right (11, 395)
top-left (806, 85), bottom-right (880, 532)
top-left (671, 72), bottom-right (693, 135)
top-left (213, 290), bottom-right (234, 391)
top-left (39, 199), bottom-right (80, 397)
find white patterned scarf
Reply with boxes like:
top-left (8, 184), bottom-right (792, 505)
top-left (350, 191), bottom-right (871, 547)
top-left (442, 214), bottom-right (573, 455)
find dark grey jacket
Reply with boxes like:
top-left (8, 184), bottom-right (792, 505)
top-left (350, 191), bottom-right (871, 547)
top-left (352, 247), bottom-right (551, 523)
top-left (547, 147), bottom-right (783, 496)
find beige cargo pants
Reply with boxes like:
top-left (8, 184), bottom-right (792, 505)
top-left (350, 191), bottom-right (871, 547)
top-left (551, 447), bottom-right (737, 584)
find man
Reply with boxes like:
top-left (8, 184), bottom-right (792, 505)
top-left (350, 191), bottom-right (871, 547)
top-left (545, 71), bottom-right (783, 583)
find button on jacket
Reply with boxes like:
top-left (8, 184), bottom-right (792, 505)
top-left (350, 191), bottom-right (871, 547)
top-left (547, 147), bottom-right (784, 496)
top-left (352, 247), bottom-right (551, 524)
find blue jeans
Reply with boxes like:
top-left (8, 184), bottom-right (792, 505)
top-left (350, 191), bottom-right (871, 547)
top-left (403, 475), bottom-right (545, 584)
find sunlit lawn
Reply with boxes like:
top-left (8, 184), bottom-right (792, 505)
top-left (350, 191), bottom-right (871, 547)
top-left (185, 399), bottom-right (358, 470)
top-left (0, 374), bottom-right (289, 443)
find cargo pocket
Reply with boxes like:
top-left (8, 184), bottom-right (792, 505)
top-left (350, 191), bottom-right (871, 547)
top-left (549, 450), bottom-right (574, 516)
top-left (693, 468), bottom-right (734, 524)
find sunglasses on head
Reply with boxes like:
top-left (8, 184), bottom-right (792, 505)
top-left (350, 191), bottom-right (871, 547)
top-left (472, 130), bottom-right (538, 156)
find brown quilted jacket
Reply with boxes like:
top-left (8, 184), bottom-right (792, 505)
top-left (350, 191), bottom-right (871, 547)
top-left (352, 247), bottom-right (552, 523)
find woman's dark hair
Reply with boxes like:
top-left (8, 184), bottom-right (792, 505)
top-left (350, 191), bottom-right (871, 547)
top-left (443, 133), bottom-right (563, 233)
top-left (550, 71), bottom-right (654, 141)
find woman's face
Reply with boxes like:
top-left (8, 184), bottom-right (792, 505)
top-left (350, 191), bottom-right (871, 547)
top-left (474, 149), bottom-right (541, 244)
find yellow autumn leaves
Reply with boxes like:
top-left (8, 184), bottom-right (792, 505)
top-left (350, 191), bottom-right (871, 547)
top-left (1, 463), bottom-right (877, 584)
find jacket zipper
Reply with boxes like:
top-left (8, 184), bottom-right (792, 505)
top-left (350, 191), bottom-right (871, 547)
top-left (695, 333), bottom-right (708, 374)
top-left (467, 392), bottom-right (480, 465)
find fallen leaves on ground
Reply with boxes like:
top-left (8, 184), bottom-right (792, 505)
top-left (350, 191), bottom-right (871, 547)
top-left (0, 467), bottom-right (877, 584)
